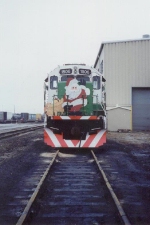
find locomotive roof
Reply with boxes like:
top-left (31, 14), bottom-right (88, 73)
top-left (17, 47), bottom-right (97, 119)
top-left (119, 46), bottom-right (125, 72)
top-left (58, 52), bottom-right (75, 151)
top-left (64, 64), bottom-right (86, 66)
top-left (44, 64), bottom-right (103, 82)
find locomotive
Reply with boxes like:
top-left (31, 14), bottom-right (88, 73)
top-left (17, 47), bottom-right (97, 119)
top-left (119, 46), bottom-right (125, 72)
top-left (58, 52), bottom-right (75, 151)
top-left (44, 64), bottom-right (106, 148)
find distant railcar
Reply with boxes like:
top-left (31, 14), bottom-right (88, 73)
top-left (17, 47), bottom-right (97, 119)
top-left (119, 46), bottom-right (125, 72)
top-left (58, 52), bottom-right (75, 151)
top-left (12, 113), bottom-right (21, 121)
top-left (0, 112), bottom-right (13, 123)
top-left (36, 113), bottom-right (42, 122)
top-left (28, 114), bottom-right (36, 122)
top-left (44, 64), bottom-right (106, 148)
top-left (20, 113), bottom-right (29, 122)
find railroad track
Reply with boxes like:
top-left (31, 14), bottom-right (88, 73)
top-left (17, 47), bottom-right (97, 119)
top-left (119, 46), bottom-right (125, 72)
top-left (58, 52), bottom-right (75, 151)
top-left (0, 125), bottom-right (43, 139)
top-left (2, 150), bottom-right (131, 225)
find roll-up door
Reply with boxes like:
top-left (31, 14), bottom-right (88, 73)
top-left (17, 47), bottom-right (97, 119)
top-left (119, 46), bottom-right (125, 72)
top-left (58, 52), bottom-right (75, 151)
top-left (132, 88), bottom-right (150, 130)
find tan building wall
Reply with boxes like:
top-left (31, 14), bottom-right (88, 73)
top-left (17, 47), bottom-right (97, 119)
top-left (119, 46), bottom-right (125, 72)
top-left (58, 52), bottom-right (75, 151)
top-left (107, 107), bottom-right (131, 131)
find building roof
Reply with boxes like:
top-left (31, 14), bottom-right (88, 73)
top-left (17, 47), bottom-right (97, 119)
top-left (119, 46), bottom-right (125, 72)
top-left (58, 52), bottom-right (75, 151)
top-left (94, 37), bottom-right (150, 68)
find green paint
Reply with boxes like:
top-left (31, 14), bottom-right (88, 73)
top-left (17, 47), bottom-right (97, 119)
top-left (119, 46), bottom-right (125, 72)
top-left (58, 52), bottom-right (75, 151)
top-left (57, 81), bottom-right (104, 116)
top-left (93, 104), bottom-right (103, 111)
top-left (81, 82), bottom-right (93, 115)
top-left (58, 82), bottom-right (66, 99)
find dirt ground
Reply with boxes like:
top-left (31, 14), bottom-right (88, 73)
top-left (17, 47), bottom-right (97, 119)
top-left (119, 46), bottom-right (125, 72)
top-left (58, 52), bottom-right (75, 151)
top-left (0, 130), bottom-right (149, 224)
top-left (100, 131), bottom-right (150, 225)
top-left (107, 131), bottom-right (150, 146)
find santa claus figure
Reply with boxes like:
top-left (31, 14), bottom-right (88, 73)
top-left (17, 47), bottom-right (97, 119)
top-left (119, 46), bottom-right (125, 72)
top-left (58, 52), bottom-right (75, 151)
top-left (62, 78), bottom-right (90, 112)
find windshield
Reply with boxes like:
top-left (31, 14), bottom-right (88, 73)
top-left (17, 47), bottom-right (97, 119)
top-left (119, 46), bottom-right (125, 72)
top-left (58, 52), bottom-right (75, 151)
top-left (61, 75), bottom-right (90, 82)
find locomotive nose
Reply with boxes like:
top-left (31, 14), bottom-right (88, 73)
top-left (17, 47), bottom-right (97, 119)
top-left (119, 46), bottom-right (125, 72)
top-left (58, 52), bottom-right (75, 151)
top-left (71, 126), bottom-right (81, 137)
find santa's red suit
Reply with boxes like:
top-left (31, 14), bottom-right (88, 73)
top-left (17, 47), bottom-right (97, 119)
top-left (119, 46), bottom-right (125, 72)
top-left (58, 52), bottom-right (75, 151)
top-left (63, 89), bottom-right (87, 111)
top-left (62, 78), bottom-right (90, 112)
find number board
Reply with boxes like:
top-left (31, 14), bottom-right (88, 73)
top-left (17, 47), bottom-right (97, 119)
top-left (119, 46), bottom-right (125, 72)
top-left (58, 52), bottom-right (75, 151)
top-left (59, 69), bottom-right (72, 74)
top-left (79, 69), bottom-right (91, 75)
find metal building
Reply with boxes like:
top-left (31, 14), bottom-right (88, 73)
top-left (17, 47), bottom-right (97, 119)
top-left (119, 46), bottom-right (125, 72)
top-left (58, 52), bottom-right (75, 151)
top-left (94, 37), bottom-right (150, 131)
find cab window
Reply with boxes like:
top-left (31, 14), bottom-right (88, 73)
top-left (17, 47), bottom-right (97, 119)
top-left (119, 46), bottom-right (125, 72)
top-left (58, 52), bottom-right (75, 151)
top-left (50, 76), bottom-right (58, 89)
top-left (76, 75), bottom-right (90, 86)
top-left (93, 76), bottom-right (100, 89)
top-left (61, 75), bottom-right (74, 81)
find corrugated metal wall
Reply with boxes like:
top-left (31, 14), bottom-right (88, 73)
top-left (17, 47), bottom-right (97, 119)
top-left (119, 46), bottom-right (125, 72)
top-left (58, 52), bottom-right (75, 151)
top-left (132, 88), bottom-right (150, 130)
top-left (104, 40), bottom-right (150, 107)
top-left (95, 39), bottom-right (150, 131)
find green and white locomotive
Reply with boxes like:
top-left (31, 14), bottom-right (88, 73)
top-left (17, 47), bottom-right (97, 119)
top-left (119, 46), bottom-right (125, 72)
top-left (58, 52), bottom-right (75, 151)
top-left (44, 64), bottom-right (106, 148)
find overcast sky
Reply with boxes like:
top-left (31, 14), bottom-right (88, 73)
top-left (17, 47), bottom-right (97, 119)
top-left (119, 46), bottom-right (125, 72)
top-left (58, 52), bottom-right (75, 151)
top-left (0, 0), bottom-right (150, 114)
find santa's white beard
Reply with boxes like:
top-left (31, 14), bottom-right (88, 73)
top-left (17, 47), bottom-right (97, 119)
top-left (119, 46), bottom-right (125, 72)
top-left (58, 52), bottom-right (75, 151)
top-left (66, 89), bottom-right (82, 100)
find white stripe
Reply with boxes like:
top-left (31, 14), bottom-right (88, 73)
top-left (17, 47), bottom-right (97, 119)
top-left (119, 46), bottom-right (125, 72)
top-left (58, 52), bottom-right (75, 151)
top-left (60, 116), bottom-right (91, 120)
top-left (79, 133), bottom-right (90, 147)
top-left (60, 116), bottom-right (70, 120)
top-left (80, 116), bottom-right (90, 120)
top-left (45, 128), bottom-right (61, 147)
top-left (53, 116), bottom-right (97, 120)
top-left (64, 139), bottom-right (74, 147)
top-left (89, 130), bottom-right (105, 147)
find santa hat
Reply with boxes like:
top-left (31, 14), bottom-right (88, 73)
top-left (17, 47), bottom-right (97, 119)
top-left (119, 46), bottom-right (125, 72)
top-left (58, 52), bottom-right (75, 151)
top-left (66, 78), bottom-right (78, 86)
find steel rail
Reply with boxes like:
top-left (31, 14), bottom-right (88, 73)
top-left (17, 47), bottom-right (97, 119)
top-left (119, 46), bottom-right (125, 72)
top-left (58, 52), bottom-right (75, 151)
top-left (0, 125), bottom-right (43, 139)
top-left (91, 150), bottom-right (131, 225)
top-left (16, 150), bottom-right (59, 225)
